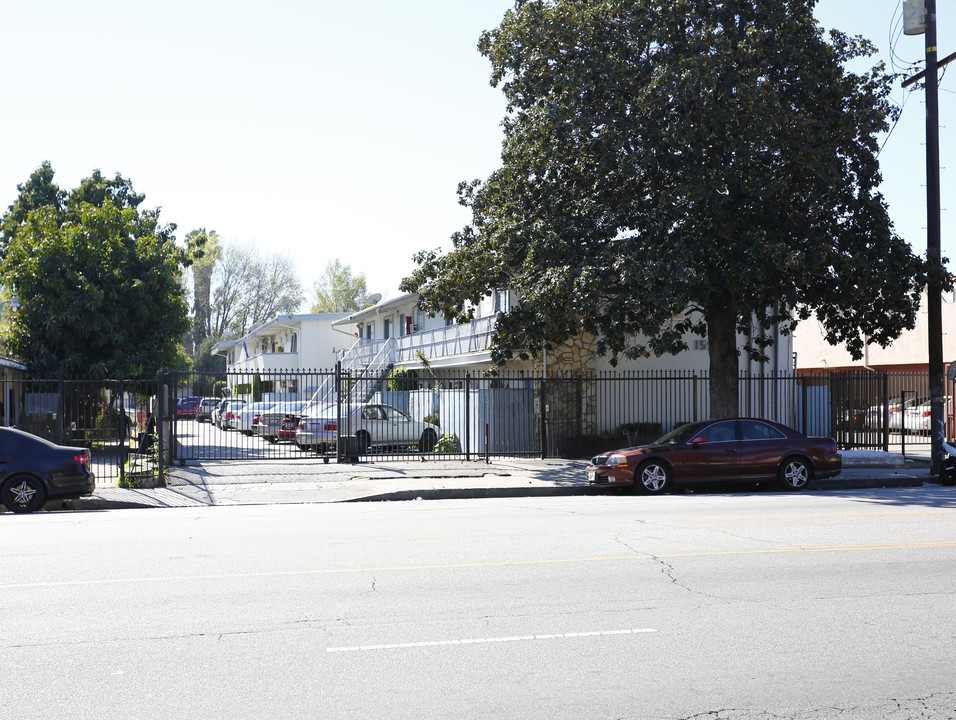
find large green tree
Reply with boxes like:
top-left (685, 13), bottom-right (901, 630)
top-left (311, 259), bottom-right (368, 313)
top-left (0, 163), bottom-right (193, 378)
top-left (401, 0), bottom-right (928, 417)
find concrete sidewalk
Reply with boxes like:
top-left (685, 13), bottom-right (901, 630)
top-left (49, 450), bottom-right (943, 511)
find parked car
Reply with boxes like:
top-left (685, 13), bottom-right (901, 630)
top-left (217, 399), bottom-right (248, 430)
top-left (176, 397), bottom-right (202, 420)
top-left (255, 402), bottom-right (307, 443)
top-left (295, 403), bottom-right (440, 454)
top-left (233, 402), bottom-right (276, 435)
top-left (279, 414), bottom-right (299, 443)
top-left (904, 397), bottom-right (952, 434)
top-left (586, 418), bottom-right (841, 493)
top-left (211, 398), bottom-right (227, 427)
top-left (865, 396), bottom-right (922, 430)
top-left (0, 427), bottom-right (95, 513)
top-left (196, 397), bottom-right (220, 423)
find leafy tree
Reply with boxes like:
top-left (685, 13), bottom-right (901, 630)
top-left (186, 229), bottom-right (222, 352)
top-left (192, 334), bottom-right (227, 373)
top-left (311, 259), bottom-right (368, 313)
top-left (207, 242), bottom-right (304, 337)
top-left (0, 161), bottom-right (63, 253)
top-left (0, 163), bottom-right (192, 378)
top-left (402, 0), bottom-right (928, 417)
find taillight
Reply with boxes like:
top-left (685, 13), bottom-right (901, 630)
top-left (923, 410), bottom-right (932, 417)
top-left (324, 422), bottom-right (337, 431)
top-left (75, 453), bottom-right (88, 465)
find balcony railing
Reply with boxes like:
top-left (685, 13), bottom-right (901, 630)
top-left (229, 351), bottom-right (300, 372)
top-left (340, 315), bottom-right (497, 370)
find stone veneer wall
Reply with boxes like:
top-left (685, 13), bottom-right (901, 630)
top-left (533, 333), bottom-right (599, 438)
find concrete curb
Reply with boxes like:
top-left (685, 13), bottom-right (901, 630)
top-left (13, 453), bottom-right (937, 513)
top-left (42, 473), bottom-right (928, 512)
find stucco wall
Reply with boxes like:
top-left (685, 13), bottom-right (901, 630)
top-left (793, 294), bottom-right (956, 370)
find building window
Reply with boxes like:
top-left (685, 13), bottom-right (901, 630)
top-left (290, 333), bottom-right (297, 353)
top-left (494, 289), bottom-right (510, 313)
top-left (384, 318), bottom-right (392, 340)
top-left (365, 323), bottom-right (374, 339)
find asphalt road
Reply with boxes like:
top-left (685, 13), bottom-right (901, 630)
top-left (2, 488), bottom-right (955, 719)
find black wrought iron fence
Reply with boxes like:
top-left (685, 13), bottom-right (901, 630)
top-left (0, 377), bottom-right (158, 487)
top-left (3, 369), bottom-right (942, 479)
top-left (162, 366), bottom-right (943, 463)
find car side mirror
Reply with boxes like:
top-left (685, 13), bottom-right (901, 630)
top-left (689, 436), bottom-right (707, 446)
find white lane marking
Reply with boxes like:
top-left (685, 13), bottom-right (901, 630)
top-left (327, 628), bottom-right (656, 653)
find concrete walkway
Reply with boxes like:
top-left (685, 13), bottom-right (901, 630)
top-left (37, 450), bottom-right (945, 511)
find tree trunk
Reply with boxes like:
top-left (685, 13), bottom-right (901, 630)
top-left (706, 304), bottom-right (740, 419)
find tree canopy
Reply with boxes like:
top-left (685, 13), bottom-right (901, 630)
top-left (183, 233), bottom-right (304, 353)
top-left (0, 162), bottom-right (193, 378)
top-left (311, 259), bottom-right (368, 313)
top-left (401, 0), bottom-right (928, 416)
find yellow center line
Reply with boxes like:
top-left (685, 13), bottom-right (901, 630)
top-left (2, 540), bottom-right (955, 589)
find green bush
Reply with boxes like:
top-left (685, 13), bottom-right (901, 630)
top-left (388, 367), bottom-right (420, 391)
top-left (436, 432), bottom-right (461, 453)
top-left (617, 421), bottom-right (663, 437)
top-left (424, 412), bottom-right (440, 427)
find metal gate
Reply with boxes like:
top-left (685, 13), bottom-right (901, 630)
top-left (0, 377), bottom-right (158, 486)
top-left (540, 377), bottom-right (583, 458)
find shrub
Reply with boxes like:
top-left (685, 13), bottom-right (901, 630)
top-left (424, 412), bottom-right (440, 427)
top-left (388, 367), bottom-right (420, 391)
top-left (436, 432), bottom-right (461, 453)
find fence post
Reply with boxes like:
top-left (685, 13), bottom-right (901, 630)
top-left (692, 374), bottom-right (699, 423)
top-left (540, 378), bottom-right (548, 459)
top-left (335, 361), bottom-right (342, 463)
top-left (465, 373), bottom-right (471, 462)
top-left (118, 379), bottom-right (126, 488)
top-left (882, 372), bottom-right (890, 452)
top-left (57, 374), bottom-right (65, 445)
top-left (157, 372), bottom-right (166, 484)
top-left (801, 381), bottom-right (808, 437)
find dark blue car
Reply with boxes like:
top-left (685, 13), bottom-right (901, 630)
top-left (0, 427), bottom-right (95, 513)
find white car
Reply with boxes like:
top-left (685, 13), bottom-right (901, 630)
top-left (255, 402), bottom-right (307, 443)
top-left (233, 402), bottom-right (275, 435)
top-left (217, 399), bottom-right (247, 430)
top-left (903, 397), bottom-right (950, 434)
top-left (865, 396), bottom-right (922, 430)
top-left (295, 403), bottom-right (439, 454)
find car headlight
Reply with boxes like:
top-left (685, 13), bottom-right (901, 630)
top-left (606, 454), bottom-right (629, 467)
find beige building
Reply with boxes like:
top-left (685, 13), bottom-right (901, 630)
top-left (793, 292), bottom-right (956, 372)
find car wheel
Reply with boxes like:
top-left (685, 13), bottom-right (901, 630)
top-left (2, 475), bottom-right (48, 514)
top-left (356, 431), bottom-right (371, 455)
top-left (418, 429), bottom-right (438, 452)
top-left (634, 461), bottom-right (672, 494)
top-left (778, 456), bottom-right (813, 491)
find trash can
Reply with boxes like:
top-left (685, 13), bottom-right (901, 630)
top-left (338, 435), bottom-right (360, 463)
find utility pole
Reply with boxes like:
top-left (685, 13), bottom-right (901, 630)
top-left (905, 0), bottom-right (945, 475)
top-left (925, 1), bottom-right (945, 477)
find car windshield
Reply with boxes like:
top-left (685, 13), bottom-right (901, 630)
top-left (653, 422), bottom-right (710, 446)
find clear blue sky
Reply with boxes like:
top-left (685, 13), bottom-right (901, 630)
top-left (1, 1), bottom-right (953, 303)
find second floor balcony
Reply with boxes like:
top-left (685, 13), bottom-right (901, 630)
top-left (229, 351), bottom-right (301, 373)
top-left (341, 315), bottom-right (497, 369)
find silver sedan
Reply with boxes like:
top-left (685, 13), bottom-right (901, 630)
top-left (296, 403), bottom-right (439, 454)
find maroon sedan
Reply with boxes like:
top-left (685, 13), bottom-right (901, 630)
top-left (587, 418), bottom-right (841, 493)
